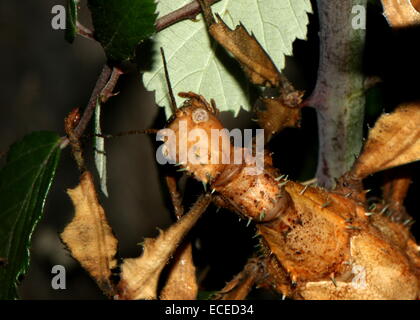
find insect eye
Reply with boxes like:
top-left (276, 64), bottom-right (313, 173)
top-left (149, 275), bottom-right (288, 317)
top-left (192, 108), bottom-right (209, 124)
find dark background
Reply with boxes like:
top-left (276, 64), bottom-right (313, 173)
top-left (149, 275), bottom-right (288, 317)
top-left (0, 0), bottom-right (418, 299)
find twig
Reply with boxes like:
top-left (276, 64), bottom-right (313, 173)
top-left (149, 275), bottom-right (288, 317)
top-left (73, 65), bottom-right (123, 139)
top-left (197, 0), bottom-right (217, 27)
top-left (156, 0), bottom-right (221, 32)
top-left (62, 63), bottom-right (123, 170)
top-left (64, 108), bottom-right (85, 171)
top-left (100, 67), bottom-right (124, 103)
top-left (74, 0), bottom-right (220, 40)
top-left (72, 65), bottom-right (111, 138)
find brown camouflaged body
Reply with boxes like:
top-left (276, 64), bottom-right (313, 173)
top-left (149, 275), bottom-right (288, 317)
top-left (166, 93), bottom-right (420, 300)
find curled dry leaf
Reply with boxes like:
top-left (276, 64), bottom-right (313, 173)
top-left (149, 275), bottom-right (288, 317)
top-left (352, 102), bottom-right (420, 179)
top-left (61, 171), bottom-right (117, 296)
top-left (160, 243), bottom-right (198, 300)
top-left (209, 15), bottom-right (280, 87)
top-left (381, 0), bottom-right (420, 28)
top-left (116, 194), bottom-right (211, 300)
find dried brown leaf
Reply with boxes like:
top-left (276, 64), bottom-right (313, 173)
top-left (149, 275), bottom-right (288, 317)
top-left (381, 0), bottom-right (420, 28)
top-left (116, 194), bottom-right (211, 300)
top-left (61, 171), bottom-right (117, 296)
top-left (209, 16), bottom-right (280, 87)
top-left (352, 103), bottom-right (420, 179)
top-left (160, 243), bottom-right (198, 300)
top-left (257, 96), bottom-right (303, 141)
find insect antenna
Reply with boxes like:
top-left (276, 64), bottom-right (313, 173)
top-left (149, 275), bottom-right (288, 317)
top-left (160, 47), bottom-right (177, 115)
top-left (92, 129), bottom-right (159, 139)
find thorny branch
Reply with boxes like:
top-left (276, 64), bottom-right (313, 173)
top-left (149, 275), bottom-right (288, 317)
top-left (307, 0), bottom-right (366, 189)
top-left (62, 64), bottom-right (123, 179)
top-left (77, 0), bottom-right (222, 39)
top-left (73, 65), bottom-right (122, 139)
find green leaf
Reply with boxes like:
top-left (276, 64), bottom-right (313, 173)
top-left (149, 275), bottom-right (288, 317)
top-left (88, 0), bottom-right (157, 61)
top-left (143, 0), bottom-right (312, 118)
top-left (65, 0), bottom-right (78, 43)
top-left (94, 99), bottom-right (108, 197)
top-left (0, 132), bottom-right (62, 299)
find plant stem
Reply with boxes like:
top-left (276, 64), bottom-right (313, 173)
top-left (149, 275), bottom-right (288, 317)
top-left (156, 0), bottom-right (221, 32)
top-left (308, 0), bottom-right (367, 189)
top-left (62, 64), bottom-right (123, 167)
top-left (73, 65), bottom-right (111, 138)
top-left (73, 65), bottom-right (123, 139)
